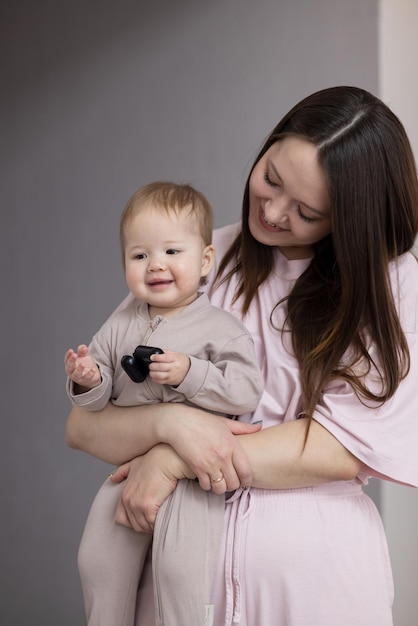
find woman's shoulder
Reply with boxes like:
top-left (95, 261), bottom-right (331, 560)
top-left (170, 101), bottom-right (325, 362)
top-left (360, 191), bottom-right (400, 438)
top-left (389, 250), bottom-right (418, 288)
top-left (389, 251), bottom-right (418, 331)
top-left (392, 248), bottom-right (418, 268)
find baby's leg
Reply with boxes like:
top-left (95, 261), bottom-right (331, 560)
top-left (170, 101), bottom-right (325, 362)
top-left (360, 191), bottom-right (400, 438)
top-left (152, 479), bottom-right (225, 626)
top-left (78, 478), bottom-right (152, 626)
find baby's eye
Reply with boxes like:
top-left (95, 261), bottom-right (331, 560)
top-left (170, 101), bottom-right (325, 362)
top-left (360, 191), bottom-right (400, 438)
top-left (134, 253), bottom-right (147, 260)
top-left (166, 249), bottom-right (180, 255)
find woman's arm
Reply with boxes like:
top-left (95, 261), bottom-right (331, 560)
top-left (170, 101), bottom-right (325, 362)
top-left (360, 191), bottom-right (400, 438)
top-left (111, 417), bottom-right (363, 532)
top-left (65, 401), bottom-right (262, 487)
top-left (66, 404), bottom-right (361, 487)
top-left (65, 403), bottom-right (165, 465)
top-left (237, 418), bottom-right (364, 488)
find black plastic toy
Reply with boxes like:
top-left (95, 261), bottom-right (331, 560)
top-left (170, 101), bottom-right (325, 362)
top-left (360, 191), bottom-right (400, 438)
top-left (121, 345), bottom-right (164, 383)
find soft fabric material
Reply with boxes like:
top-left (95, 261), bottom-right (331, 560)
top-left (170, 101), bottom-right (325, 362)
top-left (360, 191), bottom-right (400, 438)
top-left (78, 479), bottom-right (225, 626)
top-left (67, 293), bottom-right (263, 414)
top-left (74, 289), bottom-right (263, 626)
top-left (209, 483), bottom-right (394, 626)
top-left (209, 223), bottom-right (418, 488)
top-left (153, 479), bottom-right (225, 626)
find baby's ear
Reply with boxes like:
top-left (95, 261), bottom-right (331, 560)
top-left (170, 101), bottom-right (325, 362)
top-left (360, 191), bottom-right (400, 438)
top-left (201, 244), bottom-right (215, 277)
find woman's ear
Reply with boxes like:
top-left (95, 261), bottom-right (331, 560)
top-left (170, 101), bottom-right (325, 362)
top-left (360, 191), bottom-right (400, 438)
top-left (201, 244), bottom-right (215, 277)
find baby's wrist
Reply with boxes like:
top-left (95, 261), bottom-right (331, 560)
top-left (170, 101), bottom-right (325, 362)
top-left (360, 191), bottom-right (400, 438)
top-left (73, 382), bottom-right (94, 395)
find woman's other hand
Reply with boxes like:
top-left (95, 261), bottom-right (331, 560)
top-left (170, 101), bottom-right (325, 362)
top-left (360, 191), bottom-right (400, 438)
top-left (157, 407), bottom-right (262, 492)
top-left (109, 444), bottom-right (194, 532)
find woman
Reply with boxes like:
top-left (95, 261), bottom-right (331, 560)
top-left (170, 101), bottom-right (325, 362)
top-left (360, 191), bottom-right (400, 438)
top-left (67, 86), bottom-right (418, 625)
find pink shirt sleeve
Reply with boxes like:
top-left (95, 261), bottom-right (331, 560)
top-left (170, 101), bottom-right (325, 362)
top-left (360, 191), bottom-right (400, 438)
top-left (313, 252), bottom-right (418, 487)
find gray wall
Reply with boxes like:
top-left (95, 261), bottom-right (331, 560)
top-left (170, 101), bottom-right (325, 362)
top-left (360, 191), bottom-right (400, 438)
top-left (1, 1), bottom-right (379, 623)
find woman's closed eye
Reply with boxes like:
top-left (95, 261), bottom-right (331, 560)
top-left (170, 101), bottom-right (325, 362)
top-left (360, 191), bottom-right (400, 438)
top-left (263, 171), bottom-right (280, 188)
top-left (264, 171), bottom-right (317, 223)
top-left (296, 207), bottom-right (316, 224)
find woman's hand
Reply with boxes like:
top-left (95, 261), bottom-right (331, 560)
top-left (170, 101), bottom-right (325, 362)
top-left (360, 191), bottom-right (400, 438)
top-left (109, 444), bottom-right (195, 533)
top-left (66, 402), bottom-right (261, 478)
top-left (157, 407), bottom-right (262, 492)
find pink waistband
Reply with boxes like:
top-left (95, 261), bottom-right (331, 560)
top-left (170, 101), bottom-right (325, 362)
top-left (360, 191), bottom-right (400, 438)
top-left (226, 480), bottom-right (363, 504)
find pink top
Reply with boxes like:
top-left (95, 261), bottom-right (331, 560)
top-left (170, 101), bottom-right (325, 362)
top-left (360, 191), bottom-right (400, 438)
top-left (207, 223), bottom-right (418, 488)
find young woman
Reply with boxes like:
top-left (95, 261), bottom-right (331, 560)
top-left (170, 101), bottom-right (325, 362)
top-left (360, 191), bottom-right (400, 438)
top-left (66, 86), bottom-right (418, 625)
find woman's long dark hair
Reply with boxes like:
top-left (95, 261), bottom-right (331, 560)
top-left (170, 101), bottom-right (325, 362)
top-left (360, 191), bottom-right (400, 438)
top-left (215, 86), bottom-right (418, 417)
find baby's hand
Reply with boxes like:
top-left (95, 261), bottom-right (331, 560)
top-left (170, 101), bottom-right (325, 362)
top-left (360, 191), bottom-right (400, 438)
top-left (64, 344), bottom-right (101, 391)
top-left (148, 350), bottom-right (190, 386)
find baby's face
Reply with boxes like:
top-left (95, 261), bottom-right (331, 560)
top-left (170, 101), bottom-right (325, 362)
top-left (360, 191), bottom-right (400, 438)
top-left (124, 206), bottom-right (214, 316)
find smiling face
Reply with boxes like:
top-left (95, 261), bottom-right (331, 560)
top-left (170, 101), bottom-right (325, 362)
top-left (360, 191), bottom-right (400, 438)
top-left (123, 205), bottom-right (214, 317)
top-left (248, 135), bottom-right (331, 259)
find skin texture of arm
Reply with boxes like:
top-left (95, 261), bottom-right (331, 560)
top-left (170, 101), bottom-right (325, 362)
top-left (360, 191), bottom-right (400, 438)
top-left (236, 418), bottom-right (364, 488)
top-left (103, 414), bottom-right (363, 532)
top-left (65, 401), bottom-right (261, 489)
top-left (66, 403), bottom-right (168, 465)
top-left (66, 403), bottom-right (362, 490)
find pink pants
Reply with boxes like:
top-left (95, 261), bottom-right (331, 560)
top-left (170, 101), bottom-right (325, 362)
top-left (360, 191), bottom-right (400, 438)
top-left (135, 483), bottom-right (394, 626)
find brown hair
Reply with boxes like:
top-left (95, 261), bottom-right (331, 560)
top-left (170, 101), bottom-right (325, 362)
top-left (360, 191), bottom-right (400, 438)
top-left (215, 86), bottom-right (418, 416)
top-left (120, 181), bottom-right (213, 266)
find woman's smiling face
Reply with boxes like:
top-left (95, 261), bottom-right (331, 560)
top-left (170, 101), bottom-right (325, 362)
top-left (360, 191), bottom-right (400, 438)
top-left (248, 135), bottom-right (331, 259)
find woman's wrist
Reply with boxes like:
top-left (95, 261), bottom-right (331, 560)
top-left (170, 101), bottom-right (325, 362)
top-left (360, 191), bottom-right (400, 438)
top-left (155, 442), bottom-right (196, 481)
top-left (154, 402), bottom-right (194, 446)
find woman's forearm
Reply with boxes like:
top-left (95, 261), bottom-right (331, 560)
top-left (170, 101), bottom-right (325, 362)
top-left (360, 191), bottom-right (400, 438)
top-left (66, 403), bottom-right (360, 490)
top-left (103, 418), bottom-right (364, 531)
top-left (237, 418), bottom-right (364, 489)
top-left (66, 401), bottom-right (262, 488)
top-left (65, 402), bottom-right (175, 465)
